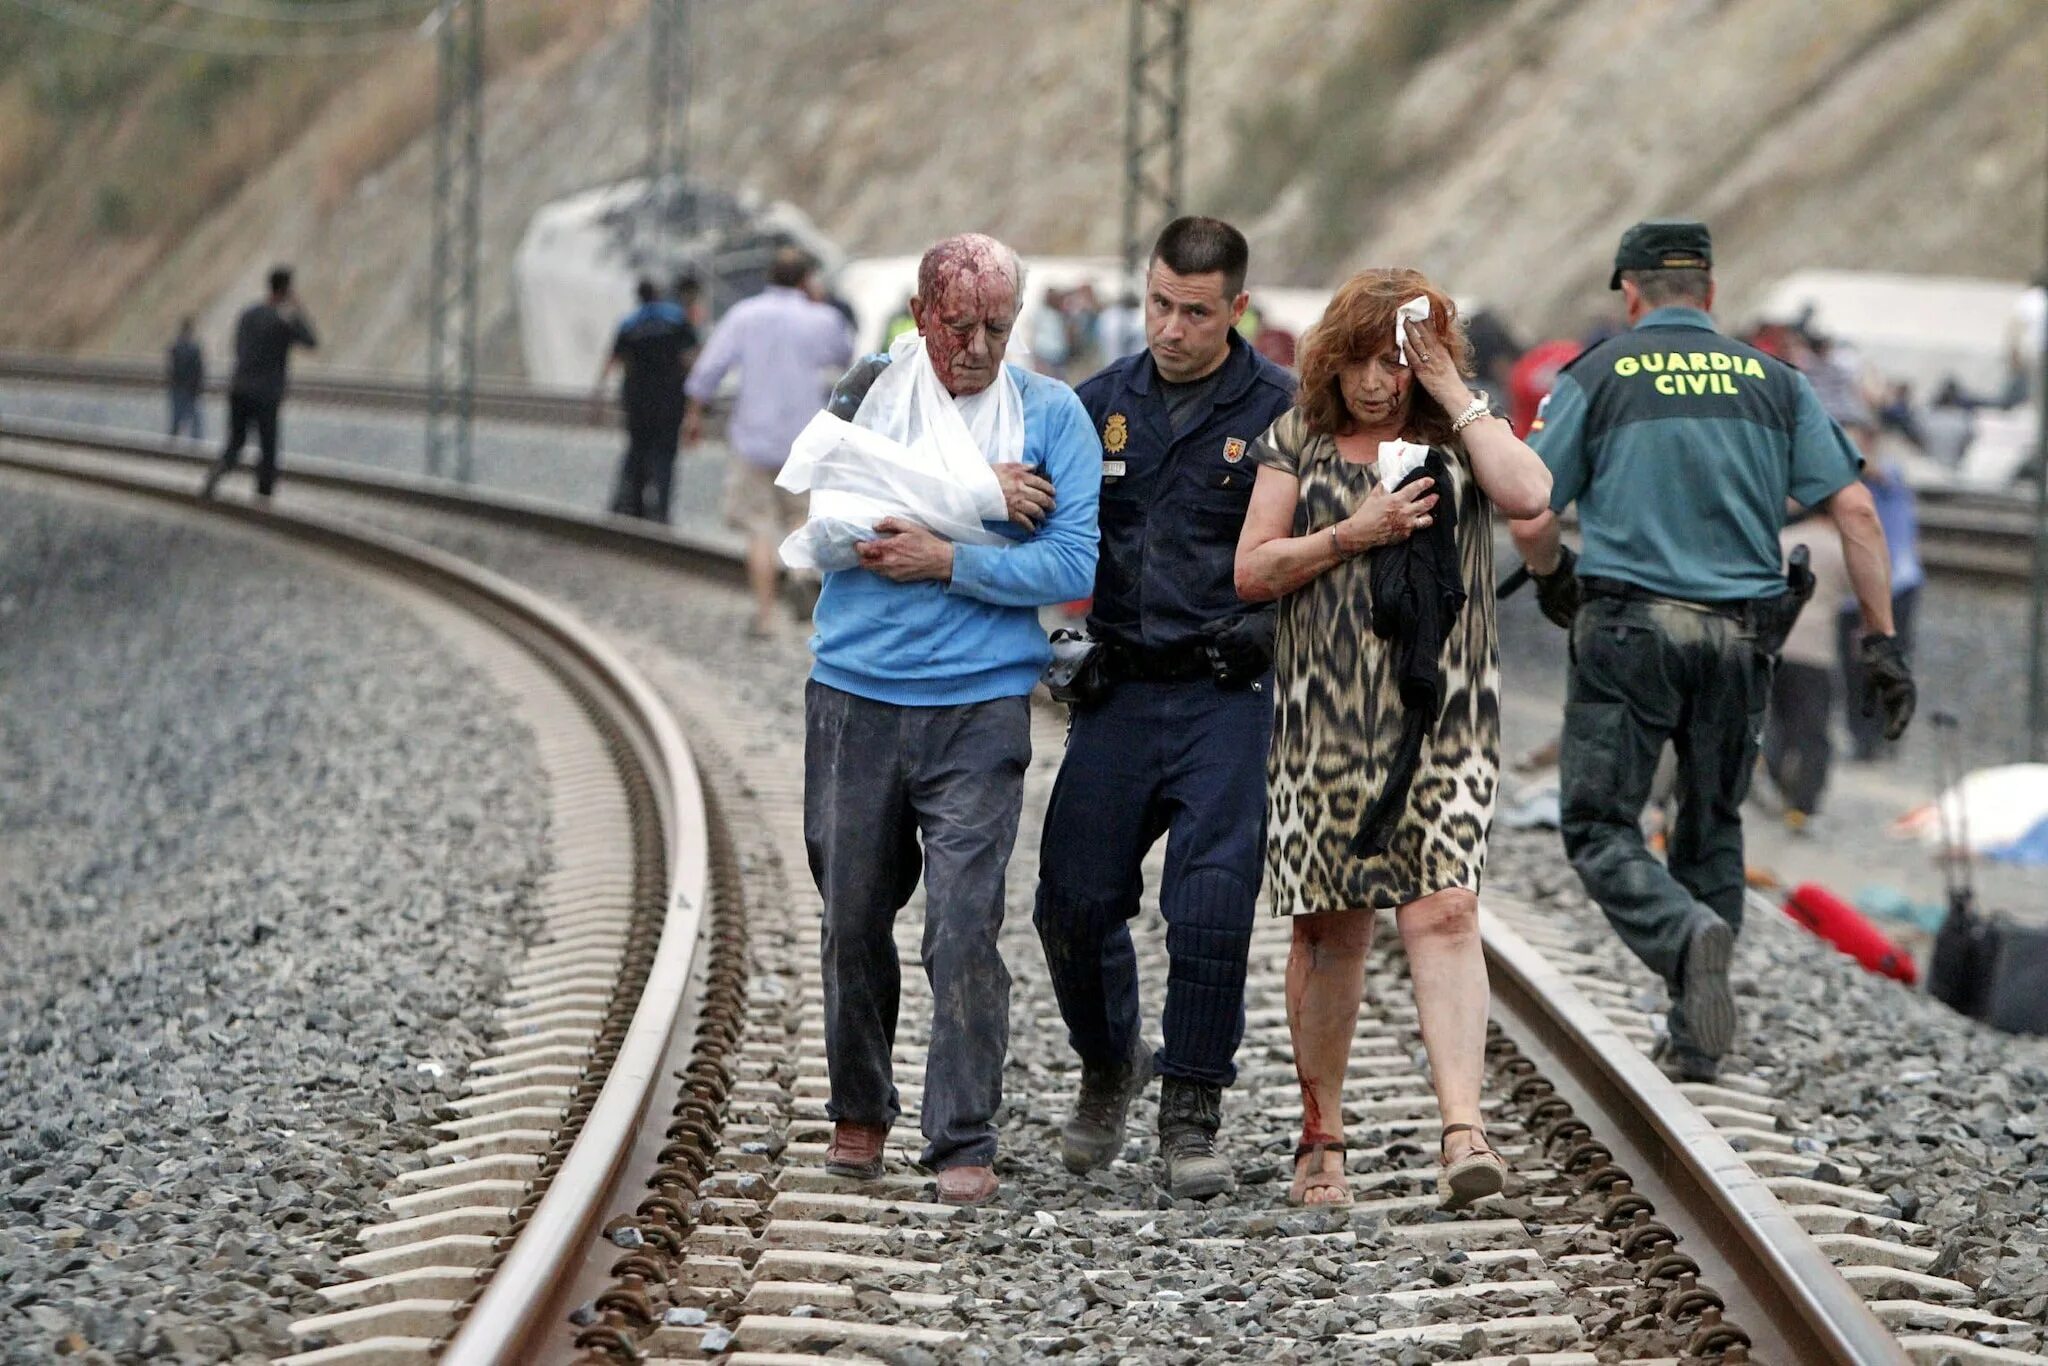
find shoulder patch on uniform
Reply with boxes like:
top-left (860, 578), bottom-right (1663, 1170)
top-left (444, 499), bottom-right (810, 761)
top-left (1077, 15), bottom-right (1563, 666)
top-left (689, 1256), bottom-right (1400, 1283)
top-left (1223, 437), bottom-right (1246, 463)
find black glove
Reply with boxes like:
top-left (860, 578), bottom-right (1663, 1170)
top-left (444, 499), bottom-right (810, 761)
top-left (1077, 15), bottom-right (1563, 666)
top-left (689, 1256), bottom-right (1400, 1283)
top-left (1859, 633), bottom-right (1916, 741)
top-left (1202, 612), bottom-right (1275, 689)
top-left (1531, 544), bottom-right (1581, 630)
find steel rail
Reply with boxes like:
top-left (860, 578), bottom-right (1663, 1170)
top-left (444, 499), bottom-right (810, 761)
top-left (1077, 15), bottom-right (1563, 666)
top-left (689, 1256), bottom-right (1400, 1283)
top-left (0, 350), bottom-right (615, 426)
top-left (1482, 905), bottom-right (1909, 1365)
top-left (0, 420), bottom-right (1924, 1363)
top-left (0, 413), bottom-right (746, 587)
top-left (0, 441), bottom-right (711, 1366)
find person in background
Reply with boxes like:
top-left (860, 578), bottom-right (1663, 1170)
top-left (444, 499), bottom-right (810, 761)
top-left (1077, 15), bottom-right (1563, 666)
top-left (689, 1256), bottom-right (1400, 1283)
top-left (167, 318), bottom-right (204, 440)
top-left (1030, 285), bottom-right (1073, 379)
top-left (1098, 291), bottom-right (1145, 363)
top-left (1034, 217), bottom-right (1295, 1200)
top-left (1835, 404), bottom-right (1924, 762)
top-left (1464, 308), bottom-right (1523, 401)
top-left (884, 296), bottom-right (919, 349)
top-left (672, 272), bottom-right (708, 332)
top-left (684, 247), bottom-right (856, 636)
top-left (804, 232), bottom-right (1099, 1207)
top-left (593, 278), bottom-right (697, 523)
top-left (1236, 269), bottom-right (1552, 1209)
top-left (1765, 507), bottom-right (1852, 830)
top-left (1062, 281), bottom-right (1102, 378)
top-left (201, 266), bottom-right (317, 499)
top-left (1507, 337), bottom-right (1582, 438)
top-left (1252, 317), bottom-right (1299, 371)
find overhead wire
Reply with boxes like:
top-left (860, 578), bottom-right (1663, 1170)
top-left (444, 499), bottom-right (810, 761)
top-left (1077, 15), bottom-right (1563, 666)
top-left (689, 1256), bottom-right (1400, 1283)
top-left (6, 0), bottom-right (435, 56)
top-left (171, 0), bottom-right (438, 25)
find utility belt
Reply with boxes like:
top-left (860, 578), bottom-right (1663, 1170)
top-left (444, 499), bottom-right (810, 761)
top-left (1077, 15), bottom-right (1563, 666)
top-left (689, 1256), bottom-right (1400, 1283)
top-left (1100, 640), bottom-right (1216, 684)
top-left (1043, 618), bottom-right (1274, 708)
top-left (1580, 560), bottom-right (1811, 656)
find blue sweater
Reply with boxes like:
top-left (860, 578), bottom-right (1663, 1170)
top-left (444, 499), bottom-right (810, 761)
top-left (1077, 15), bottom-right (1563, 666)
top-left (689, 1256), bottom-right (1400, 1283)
top-left (810, 364), bottom-right (1101, 706)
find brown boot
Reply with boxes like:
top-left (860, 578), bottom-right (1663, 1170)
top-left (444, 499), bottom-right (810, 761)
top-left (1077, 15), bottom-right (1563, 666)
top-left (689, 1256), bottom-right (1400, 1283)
top-left (825, 1122), bottom-right (887, 1180)
top-left (934, 1165), bottom-right (998, 1207)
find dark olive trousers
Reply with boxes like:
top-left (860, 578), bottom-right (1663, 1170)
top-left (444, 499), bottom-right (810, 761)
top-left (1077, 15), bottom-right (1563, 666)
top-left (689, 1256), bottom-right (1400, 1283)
top-left (1559, 596), bottom-right (1770, 1045)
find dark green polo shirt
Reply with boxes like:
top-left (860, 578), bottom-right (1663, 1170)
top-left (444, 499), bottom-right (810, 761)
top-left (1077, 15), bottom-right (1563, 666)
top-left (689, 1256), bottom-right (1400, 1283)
top-left (1529, 306), bottom-right (1861, 602)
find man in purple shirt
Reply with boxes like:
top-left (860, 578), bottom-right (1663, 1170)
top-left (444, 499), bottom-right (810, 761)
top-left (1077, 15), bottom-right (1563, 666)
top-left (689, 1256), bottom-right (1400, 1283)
top-left (685, 248), bottom-right (856, 635)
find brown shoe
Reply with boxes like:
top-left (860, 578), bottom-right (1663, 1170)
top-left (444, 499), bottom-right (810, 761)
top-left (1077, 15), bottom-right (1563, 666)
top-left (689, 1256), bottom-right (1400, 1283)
top-left (934, 1165), bottom-right (997, 1207)
top-left (824, 1122), bottom-right (887, 1179)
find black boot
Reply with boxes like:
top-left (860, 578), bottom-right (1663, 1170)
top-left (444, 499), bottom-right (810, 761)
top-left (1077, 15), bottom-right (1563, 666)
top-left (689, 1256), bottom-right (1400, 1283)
top-left (1060, 1036), bottom-right (1153, 1174)
top-left (1157, 1076), bottom-right (1232, 1199)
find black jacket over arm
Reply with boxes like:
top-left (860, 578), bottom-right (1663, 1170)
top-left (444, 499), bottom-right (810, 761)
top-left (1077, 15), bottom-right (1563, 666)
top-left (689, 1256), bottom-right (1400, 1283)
top-left (1354, 450), bottom-right (1466, 858)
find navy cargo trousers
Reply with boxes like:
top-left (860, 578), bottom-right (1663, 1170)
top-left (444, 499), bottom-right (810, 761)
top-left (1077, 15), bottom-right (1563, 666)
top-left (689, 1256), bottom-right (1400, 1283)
top-left (1034, 677), bottom-right (1271, 1087)
top-left (1559, 596), bottom-right (1770, 1052)
top-left (803, 680), bottom-right (1031, 1172)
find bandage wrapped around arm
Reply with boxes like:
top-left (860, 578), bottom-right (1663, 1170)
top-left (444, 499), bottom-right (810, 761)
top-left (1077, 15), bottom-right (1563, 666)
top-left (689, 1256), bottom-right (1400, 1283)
top-left (776, 411), bottom-right (1009, 571)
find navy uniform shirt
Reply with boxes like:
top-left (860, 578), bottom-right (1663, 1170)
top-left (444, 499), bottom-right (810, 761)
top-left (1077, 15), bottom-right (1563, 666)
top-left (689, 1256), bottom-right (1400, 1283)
top-left (613, 300), bottom-right (697, 426)
top-left (1529, 306), bottom-right (1861, 603)
top-left (1075, 330), bottom-right (1296, 652)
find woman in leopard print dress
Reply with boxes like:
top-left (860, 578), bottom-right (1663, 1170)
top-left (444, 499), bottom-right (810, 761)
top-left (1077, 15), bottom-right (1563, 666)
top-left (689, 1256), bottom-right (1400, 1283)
top-left (1235, 269), bottom-right (1552, 1210)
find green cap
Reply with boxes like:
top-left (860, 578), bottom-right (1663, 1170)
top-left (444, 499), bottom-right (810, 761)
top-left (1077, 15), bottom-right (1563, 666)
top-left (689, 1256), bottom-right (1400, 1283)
top-left (1610, 219), bottom-right (1712, 290)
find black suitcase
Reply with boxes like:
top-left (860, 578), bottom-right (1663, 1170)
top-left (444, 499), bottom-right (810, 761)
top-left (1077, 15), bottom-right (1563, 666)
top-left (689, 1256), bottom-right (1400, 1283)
top-left (1923, 714), bottom-right (2048, 1036)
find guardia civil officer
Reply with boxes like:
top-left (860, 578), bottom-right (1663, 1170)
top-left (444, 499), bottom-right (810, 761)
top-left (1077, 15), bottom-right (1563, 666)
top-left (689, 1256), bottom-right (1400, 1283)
top-left (1034, 217), bottom-right (1295, 1198)
top-left (1509, 221), bottom-right (1916, 1081)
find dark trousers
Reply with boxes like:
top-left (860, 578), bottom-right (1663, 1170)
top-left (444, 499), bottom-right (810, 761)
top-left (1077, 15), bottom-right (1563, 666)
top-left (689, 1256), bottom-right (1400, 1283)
top-left (803, 680), bottom-right (1030, 1171)
top-left (1560, 597), bottom-right (1770, 1007)
top-left (1837, 586), bottom-right (1919, 759)
top-left (212, 392), bottom-right (282, 495)
top-left (1033, 678), bottom-right (1271, 1087)
top-left (1764, 660), bottom-right (1833, 815)
top-left (611, 418), bottom-right (680, 522)
top-left (169, 390), bottom-right (202, 440)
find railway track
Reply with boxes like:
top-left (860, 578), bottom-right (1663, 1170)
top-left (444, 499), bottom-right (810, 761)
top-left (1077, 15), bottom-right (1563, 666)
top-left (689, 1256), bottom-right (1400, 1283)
top-left (4, 352), bottom-right (2044, 582)
top-left (2, 423), bottom-right (2039, 1364)
top-left (0, 351), bottom-right (611, 427)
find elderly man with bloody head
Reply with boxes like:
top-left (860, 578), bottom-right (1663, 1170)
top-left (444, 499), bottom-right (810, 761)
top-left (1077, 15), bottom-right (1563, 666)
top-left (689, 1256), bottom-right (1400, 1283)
top-left (802, 232), bottom-right (1100, 1205)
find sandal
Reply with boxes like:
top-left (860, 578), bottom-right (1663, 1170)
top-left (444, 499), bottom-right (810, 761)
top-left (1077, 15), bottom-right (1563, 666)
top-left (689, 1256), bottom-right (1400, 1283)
top-left (1288, 1138), bottom-right (1352, 1207)
top-left (1437, 1123), bottom-right (1507, 1211)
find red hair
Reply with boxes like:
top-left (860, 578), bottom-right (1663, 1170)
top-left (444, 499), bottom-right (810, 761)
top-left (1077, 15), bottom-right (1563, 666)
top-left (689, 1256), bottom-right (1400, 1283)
top-left (1296, 268), bottom-right (1471, 444)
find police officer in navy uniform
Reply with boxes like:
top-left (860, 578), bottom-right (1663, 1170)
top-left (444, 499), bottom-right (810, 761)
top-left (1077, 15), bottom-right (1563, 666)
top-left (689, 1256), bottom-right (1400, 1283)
top-left (1511, 220), bottom-right (1916, 1081)
top-left (1034, 217), bottom-right (1295, 1198)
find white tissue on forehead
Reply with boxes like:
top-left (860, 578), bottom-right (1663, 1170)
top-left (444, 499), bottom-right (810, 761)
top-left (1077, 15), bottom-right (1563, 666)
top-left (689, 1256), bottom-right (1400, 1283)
top-left (1378, 439), bottom-right (1430, 490)
top-left (1394, 296), bottom-right (1432, 364)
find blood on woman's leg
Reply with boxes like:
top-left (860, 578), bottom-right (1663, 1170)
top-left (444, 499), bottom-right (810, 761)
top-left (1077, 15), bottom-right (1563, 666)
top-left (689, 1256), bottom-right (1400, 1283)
top-left (1285, 908), bottom-right (1375, 1151)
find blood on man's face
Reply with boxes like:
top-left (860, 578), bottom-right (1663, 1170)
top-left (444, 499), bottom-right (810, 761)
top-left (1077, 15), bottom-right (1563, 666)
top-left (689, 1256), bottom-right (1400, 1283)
top-left (911, 259), bottom-right (1017, 396)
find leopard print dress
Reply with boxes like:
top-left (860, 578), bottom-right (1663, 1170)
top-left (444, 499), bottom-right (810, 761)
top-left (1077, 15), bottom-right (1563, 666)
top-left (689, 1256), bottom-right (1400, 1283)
top-left (1253, 408), bottom-right (1501, 917)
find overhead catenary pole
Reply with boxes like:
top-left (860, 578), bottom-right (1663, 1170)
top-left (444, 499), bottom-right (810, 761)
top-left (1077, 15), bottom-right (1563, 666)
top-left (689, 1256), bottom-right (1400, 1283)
top-left (647, 0), bottom-right (690, 220)
top-left (2028, 93), bottom-right (2048, 758)
top-left (427, 0), bottom-right (483, 483)
top-left (1120, 0), bottom-right (1189, 285)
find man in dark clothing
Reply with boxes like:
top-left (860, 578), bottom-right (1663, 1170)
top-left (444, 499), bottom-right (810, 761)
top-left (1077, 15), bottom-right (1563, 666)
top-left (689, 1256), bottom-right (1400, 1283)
top-left (1510, 220), bottom-right (1915, 1081)
top-left (594, 279), bottom-right (697, 522)
top-left (202, 267), bottom-right (317, 498)
top-left (167, 318), bottom-right (204, 440)
top-left (1033, 217), bottom-right (1295, 1199)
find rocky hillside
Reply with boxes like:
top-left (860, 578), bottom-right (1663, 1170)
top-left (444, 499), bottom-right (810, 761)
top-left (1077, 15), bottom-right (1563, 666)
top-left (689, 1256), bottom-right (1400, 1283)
top-left (1, 0), bottom-right (2041, 373)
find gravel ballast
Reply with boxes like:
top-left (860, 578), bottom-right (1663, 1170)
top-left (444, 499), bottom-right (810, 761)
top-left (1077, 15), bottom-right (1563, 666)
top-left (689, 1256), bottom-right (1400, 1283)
top-left (296, 493), bottom-right (2048, 1357)
top-left (0, 476), bottom-right (549, 1365)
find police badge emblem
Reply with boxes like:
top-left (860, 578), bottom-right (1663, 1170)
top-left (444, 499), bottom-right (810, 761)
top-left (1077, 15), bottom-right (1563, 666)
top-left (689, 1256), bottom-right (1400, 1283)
top-left (1103, 413), bottom-right (1129, 454)
top-left (1223, 437), bottom-right (1246, 463)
